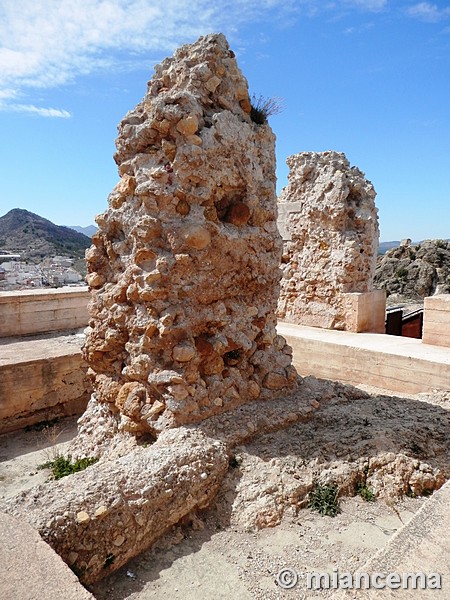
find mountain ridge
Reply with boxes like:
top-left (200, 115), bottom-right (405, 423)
top-left (68, 224), bottom-right (97, 237)
top-left (0, 208), bottom-right (91, 262)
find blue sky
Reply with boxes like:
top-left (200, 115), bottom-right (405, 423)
top-left (0, 1), bottom-right (449, 242)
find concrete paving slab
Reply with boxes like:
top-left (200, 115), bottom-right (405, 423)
top-left (0, 511), bottom-right (93, 600)
top-left (334, 480), bottom-right (450, 598)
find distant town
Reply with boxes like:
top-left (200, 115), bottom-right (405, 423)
top-left (0, 254), bottom-right (85, 290)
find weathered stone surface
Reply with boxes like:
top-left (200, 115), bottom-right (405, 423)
top-left (6, 427), bottom-right (229, 585)
top-left (81, 33), bottom-right (296, 443)
top-left (277, 151), bottom-right (379, 330)
top-left (375, 238), bottom-right (450, 303)
top-left (4, 375), bottom-right (449, 585)
top-left (3, 378), bottom-right (320, 586)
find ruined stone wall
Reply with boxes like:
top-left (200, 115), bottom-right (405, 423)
top-left (277, 151), bottom-right (379, 330)
top-left (83, 34), bottom-right (295, 439)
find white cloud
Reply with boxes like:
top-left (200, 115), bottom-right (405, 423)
top-left (0, 1), bottom-right (297, 91)
top-left (0, 88), bottom-right (18, 100)
top-left (0, 0), bottom-right (391, 117)
top-left (407, 2), bottom-right (450, 22)
top-left (8, 104), bottom-right (72, 118)
top-left (343, 21), bottom-right (375, 34)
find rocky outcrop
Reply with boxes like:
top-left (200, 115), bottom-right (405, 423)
top-left (80, 33), bottom-right (296, 446)
top-left (277, 151), bottom-right (379, 330)
top-left (375, 238), bottom-right (450, 302)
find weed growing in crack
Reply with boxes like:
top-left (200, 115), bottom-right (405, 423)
top-left (38, 454), bottom-right (98, 480)
top-left (250, 95), bottom-right (284, 125)
top-left (308, 483), bottom-right (340, 517)
top-left (356, 482), bottom-right (376, 502)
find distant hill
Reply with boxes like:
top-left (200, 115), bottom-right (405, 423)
top-left (378, 241), bottom-right (401, 255)
top-left (378, 239), bottom-right (450, 255)
top-left (68, 225), bottom-right (97, 237)
top-left (0, 209), bottom-right (91, 262)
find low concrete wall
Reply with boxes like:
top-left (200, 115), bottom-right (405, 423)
top-left (342, 290), bottom-right (386, 333)
top-left (0, 287), bottom-right (89, 337)
top-left (0, 333), bottom-right (91, 433)
top-left (423, 294), bottom-right (450, 348)
top-left (278, 322), bottom-right (450, 395)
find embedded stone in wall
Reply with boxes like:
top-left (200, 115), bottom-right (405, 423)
top-left (277, 151), bottom-right (382, 331)
top-left (82, 33), bottom-right (296, 439)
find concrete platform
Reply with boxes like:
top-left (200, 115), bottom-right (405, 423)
top-left (335, 480), bottom-right (450, 598)
top-left (0, 511), bottom-right (94, 600)
top-left (0, 331), bottom-right (90, 433)
top-left (278, 322), bottom-right (450, 395)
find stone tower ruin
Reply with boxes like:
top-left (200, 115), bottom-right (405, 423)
top-left (277, 151), bottom-right (384, 331)
top-left (82, 33), bottom-right (296, 440)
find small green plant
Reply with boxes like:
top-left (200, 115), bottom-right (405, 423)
top-left (38, 454), bottom-right (98, 480)
top-left (356, 483), bottom-right (376, 502)
top-left (250, 94), bottom-right (283, 125)
top-left (396, 267), bottom-right (408, 279)
top-left (308, 483), bottom-right (340, 517)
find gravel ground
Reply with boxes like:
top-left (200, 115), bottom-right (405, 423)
top-left (1, 383), bottom-right (448, 600)
top-left (91, 495), bottom-right (425, 600)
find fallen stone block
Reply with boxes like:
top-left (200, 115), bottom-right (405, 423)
top-left (6, 427), bottom-right (228, 584)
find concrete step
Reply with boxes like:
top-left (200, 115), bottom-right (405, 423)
top-left (0, 331), bottom-right (90, 433)
top-left (0, 511), bottom-right (94, 600)
top-left (278, 322), bottom-right (450, 395)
